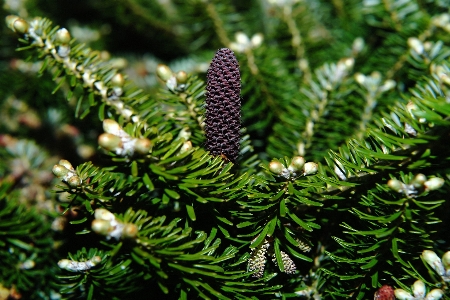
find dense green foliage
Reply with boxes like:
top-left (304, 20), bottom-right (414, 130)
top-left (1, 1), bottom-right (450, 299)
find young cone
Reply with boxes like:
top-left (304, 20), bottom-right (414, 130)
top-left (205, 48), bottom-right (241, 163)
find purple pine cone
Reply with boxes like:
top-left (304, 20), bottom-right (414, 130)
top-left (205, 48), bottom-right (241, 163)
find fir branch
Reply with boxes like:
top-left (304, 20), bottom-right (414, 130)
top-left (353, 72), bottom-right (396, 140)
top-left (0, 182), bottom-right (56, 298)
top-left (6, 15), bottom-right (146, 122)
top-left (57, 248), bottom-right (141, 299)
top-left (322, 73), bottom-right (450, 196)
top-left (4, 3), bottom-right (450, 299)
top-left (274, 1), bottom-right (311, 81)
top-left (155, 67), bottom-right (206, 138)
top-left (118, 0), bottom-right (178, 37)
top-left (204, 2), bottom-right (232, 47)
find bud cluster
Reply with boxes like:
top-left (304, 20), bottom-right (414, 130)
top-left (387, 174), bottom-right (445, 198)
top-left (394, 279), bottom-right (443, 300)
top-left (422, 250), bottom-right (450, 282)
top-left (407, 37), bottom-right (450, 94)
top-left (91, 208), bottom-right (138, 240)
top-left (407, 35), bottom-right (450, 96)
top-left (355, 71), bottom-right (396, 95)
top-left (432, 13), bottom-right (450, 31)
top-left (52, 159), bottom-right (82, 188)
top-left (6, 15), bottom-right (29, 34)
top-left (229, 32), bottom-right (263, 53)
top-left (54, 28), bottom-right (71, 58)
top-left (5, 15), bottom-right (138, 122)
top-left (268, 156), bottom-right (318, 179)
top-left (430, 64), bottom-right (450, 87)
top-left (408, 37), bottom-right (426, 56)
top-left (156, 64), bottom-right (188, 92)
top-left (58, 256), bottom-right (101, 272)
top-left (98, 119), bottom-right (151, 156)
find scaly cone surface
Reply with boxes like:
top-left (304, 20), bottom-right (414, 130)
top-left (205, 48), bottom-right (241, 163)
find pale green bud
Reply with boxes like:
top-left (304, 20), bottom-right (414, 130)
top-left (394, 289), bottom-right (414, 300)
top-left (5, 15), bottom-right (19, 30)
top-left (422, 250), bottom-right (445, 275)
top-left (178, 127), bottom-right (191, 140)
top-left (424, 177), bottom-right (445, 191)
top-left (411, 173), bottom-right (427, 188)
top-left (20, 260), bottom-right (35, 270)
top-left (423, 250), bottom-right (440, 265)
top-left (412, 280), bottom-right (425, 298)
top-left (269, 161), bottom-right (284, 174)
top-left (442, 251), bottom-right (450, 270)
top-left (67, 175), bottom-right (81, 188)
top-left (352, 37), bottom-right (364, 54)
top-left (111, 73), bottom-right (125, 87)
top-left (59, 159), bottom-right (74, 171)
top-left (289, 156), bottom-right (305, 172)
top-left (380, 79), bottom-right (396, 92)
top-left (355, 73), bottom-right (366, 85)
top-left (387, 179), bottom-right (403, 192)
top-left (98, 133), bottom-right (122, 151)
top-left (52, 164), bottom-right (70, 178)
top-left (134, 138), bottom-right (152, 155)
top-left (90, 256), bottom-right (102, 265)
top-left (102, 119), bottom-right (121, 135)
top-left (94, 208), bottom-right (115, 221)
top-left (339, 57), bottom-right (354, 71)
top-left (251, 33), bottom-right (264, 48)
top-left (427, 289), bottom-right (444, 300)
top-left (303, 162), bottom-right (318, 175)
top-left (91, 219), bottom-right (113, 235)
top-left (179, 141), bottom-right (193, 154)
top-left (176, 71), bottom-right (188, 84)
top-left (156, 64), bottom-right (173, 82)
top-left (57, 259), bottom-right (71, 270)
top-left (13, 18), bottom-right (29, 34)
top-left (408, 37), bottom-right (424, 54)
top-left (122, 223), bottom-right (138, 239)
top-left (235, 32), bottom-right (250, 45)
top-left (55, 28), bottom-right (71, 44)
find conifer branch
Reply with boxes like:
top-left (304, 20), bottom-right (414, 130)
top-left (205, 2), bottom-right (231, 47)
top-left (3, 2), bottom-right (450, 299)
top-left (297, 58), bottom-right (354, 156)
top-left (280, 3), bottom-right (311, 81)
top-left (6, 15), bottom-right (145, 122)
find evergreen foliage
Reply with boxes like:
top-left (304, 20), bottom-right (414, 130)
top-left (1, 1), bottom-right (450, 299)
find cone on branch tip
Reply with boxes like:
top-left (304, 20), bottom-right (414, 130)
top-left (205, 48), bottom-right (241, 163)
